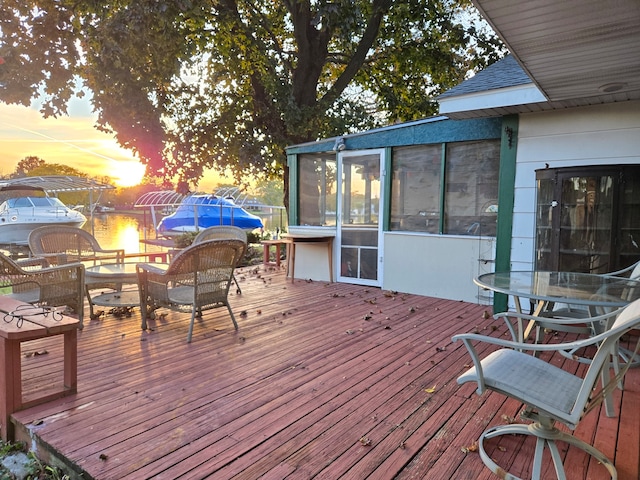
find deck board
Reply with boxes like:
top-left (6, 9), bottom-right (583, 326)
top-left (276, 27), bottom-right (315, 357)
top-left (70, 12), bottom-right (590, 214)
top-left (8, 266), bottom-right (640, 480)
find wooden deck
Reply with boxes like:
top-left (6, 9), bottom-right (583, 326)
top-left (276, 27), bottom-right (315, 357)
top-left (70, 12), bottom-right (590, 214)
top-left (8, 265), bottom-right (640, 479)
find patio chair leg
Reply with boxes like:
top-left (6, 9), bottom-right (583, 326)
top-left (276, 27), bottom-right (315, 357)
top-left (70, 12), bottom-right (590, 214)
top-left (187, 310), bottom-right (196, 343)
top-left (227, 305), bottom-right (238, 330)
top-left (478, 422), bottom-right (617, 480)
top-left (233, 273), bottom-right (242, 295)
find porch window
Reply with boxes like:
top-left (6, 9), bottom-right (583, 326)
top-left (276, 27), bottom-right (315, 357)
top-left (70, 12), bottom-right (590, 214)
top-left (389, 144), bottom-right (442, 233)
top-left (444, 140), bottom-right (500, 236)
top-left (389, 139), bottom-right (500, 236)
top-left (298, 153), bottom-right (337, 226)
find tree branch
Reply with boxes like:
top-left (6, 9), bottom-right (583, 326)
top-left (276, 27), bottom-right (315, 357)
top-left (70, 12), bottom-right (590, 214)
top-left (319, 0), bottom-right (392, 110)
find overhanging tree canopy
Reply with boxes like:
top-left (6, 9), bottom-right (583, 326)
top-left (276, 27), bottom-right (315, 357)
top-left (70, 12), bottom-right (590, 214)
top-left (0, 0), bottom-right (503, 194)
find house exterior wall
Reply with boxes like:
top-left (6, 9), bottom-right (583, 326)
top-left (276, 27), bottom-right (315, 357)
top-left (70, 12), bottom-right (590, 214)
top-left (382, 232), bottom-right (496, 303)
top-left (510, 100), bottom-right (640, 271)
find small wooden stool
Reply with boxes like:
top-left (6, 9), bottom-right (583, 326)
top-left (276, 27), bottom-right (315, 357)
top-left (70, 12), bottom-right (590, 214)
top-left (261, 240), bottom-right (288, 268)
top-left (0, 297), bottom-right (79, 441)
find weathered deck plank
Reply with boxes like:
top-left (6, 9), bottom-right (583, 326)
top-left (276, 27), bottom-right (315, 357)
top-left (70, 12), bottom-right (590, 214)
top-left (8, 266), bottom-right (640, 480)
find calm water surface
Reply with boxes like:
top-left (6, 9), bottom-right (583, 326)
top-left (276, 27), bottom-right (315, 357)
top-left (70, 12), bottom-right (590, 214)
top-left (82, 211), bottom-right (286, 252)
top-left (82, 213), bottom-right (166, 254)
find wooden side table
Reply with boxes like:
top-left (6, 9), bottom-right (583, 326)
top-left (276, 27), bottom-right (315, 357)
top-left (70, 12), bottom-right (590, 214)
top-left (0, 297), bottom-right (79, 441)
top-left (261, 240), bottom-right (288, 268)
top-left (282, 234), bottom-right (334, 283)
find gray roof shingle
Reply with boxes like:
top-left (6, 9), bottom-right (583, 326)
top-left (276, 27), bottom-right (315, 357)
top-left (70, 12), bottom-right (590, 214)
top-left (438, 55), bottom-right (532, 99)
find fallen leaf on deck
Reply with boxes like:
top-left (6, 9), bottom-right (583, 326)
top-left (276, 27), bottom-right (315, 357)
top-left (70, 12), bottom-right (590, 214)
top-left (461, 441), bottom-right (478, 453)
top-left (424, 385), bottom-right (437, 394)
top-left (359, 436), bottom-right (372, 446)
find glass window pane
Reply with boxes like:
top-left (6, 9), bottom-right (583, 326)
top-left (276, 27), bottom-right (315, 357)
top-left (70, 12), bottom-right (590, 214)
top-left (298, 153), bottom-right (337, 226)
top-left (444, 140), bottom-right (500, 236)
top-left (389, 144), bottom-right (442, 232)
top-left (558, 176), bottom-right (613, 273)
top-left (535, 176), bottom-right (555, 270)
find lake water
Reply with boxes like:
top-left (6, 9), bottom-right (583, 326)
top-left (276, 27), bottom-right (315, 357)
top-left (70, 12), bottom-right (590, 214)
top-left (83, 210), bottom-right (287, 252)
top-left (82, 213), bottom-right (167, 254)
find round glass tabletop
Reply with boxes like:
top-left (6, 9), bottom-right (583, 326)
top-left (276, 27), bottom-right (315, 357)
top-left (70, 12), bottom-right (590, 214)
top-left (475, 271), bottom-right (640, 307)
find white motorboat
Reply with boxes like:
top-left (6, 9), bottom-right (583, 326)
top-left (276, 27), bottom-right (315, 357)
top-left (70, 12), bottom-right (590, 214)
top-left (0, 176), bottom-right (115, 246)
top-left (0, 195), bottom-right (87, 245)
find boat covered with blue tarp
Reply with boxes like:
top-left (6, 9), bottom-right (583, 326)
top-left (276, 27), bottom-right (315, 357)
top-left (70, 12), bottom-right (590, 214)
top-left (156, 194), bottom-right (263, 236)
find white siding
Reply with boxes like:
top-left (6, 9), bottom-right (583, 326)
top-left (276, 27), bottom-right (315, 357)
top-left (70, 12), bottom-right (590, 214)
top-left (511, 101), bottom-right (640, 271)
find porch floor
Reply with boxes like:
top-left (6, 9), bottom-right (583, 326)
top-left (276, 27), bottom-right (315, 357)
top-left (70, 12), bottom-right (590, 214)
top-left (9, 265), bottom-right (640, 479)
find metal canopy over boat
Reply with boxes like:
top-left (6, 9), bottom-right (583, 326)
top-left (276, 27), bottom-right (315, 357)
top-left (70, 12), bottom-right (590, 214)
top-left (0, 175), bottom-right (114, 194)
top-left (134, 189), bottom-right (265, 237)
top-left (0, 176), bottom-right (116, 246)
top-left (133, 187), bottom-right (257, 209)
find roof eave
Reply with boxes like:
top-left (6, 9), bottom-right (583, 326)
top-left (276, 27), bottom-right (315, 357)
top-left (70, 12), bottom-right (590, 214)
top-left (438, 83), bottom-right (546, 118)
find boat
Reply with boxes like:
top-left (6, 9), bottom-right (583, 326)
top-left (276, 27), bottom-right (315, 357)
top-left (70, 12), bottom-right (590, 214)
top-left (91, 203), bottom-right (116, 213)
top-left (156, 193), bottom-right (264, 237)
top-left (0, 176), bottom-right (115, 245)
top-left (0, 194), bottom-right (87, 245)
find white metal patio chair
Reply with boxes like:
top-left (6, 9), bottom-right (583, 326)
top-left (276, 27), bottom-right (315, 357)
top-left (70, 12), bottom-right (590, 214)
top-left (137, 238), bottom-right (245, 342)
top-left (453, 297), bottom-right (640, 480)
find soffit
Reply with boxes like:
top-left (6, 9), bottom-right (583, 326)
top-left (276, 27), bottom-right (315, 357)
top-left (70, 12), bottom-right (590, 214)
top-left (472, 0), bottom-right (640, 104)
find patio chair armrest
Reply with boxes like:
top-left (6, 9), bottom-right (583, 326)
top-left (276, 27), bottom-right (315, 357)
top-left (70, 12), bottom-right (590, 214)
top-left (15, 256), bottom-right (50, 270)
top-left (94, 248), bottom-right (126, 263)
top-left (494, 307), bottom-right (621, 336)
top-left (607, 260), bottom-right (640, 277)
top-left (452, 325), bottom-right (619, 357)
top-left (34, 262), bottom-right (85, 277)
top-left (453, 336), bottom-right (487, 394)
top-left (32, 252), bottom-right (70, 266)
top-left (136, 262), bottom-right (169, 276)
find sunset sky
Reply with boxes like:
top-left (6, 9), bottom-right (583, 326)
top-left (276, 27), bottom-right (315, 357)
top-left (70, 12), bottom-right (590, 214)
top-left (0, 97), bottom-right (221, 190)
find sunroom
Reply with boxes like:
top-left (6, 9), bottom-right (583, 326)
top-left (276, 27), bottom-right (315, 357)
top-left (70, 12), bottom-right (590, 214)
top-left (286, 115), bottom-right (514, 303)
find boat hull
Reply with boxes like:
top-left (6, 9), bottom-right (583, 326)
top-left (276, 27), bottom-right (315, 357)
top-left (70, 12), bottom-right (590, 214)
top-left (0, 196), bottom-right (87, 245)
top-left (0, 219), bottom-right (86, 245)
top-left (157, 194), bottom-right (263, 237)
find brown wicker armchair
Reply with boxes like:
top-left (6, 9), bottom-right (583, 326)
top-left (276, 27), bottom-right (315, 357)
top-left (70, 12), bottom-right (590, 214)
top-left (137, 238), bottom-right (245, 342)
top-left (0, 252), bottom-right (85, 327)
top-left (28, 225), bottom-right (124, 266)
top-left (193, 226), bottom-right (248, 294)
top-left (29, 225), bottom-right (127, 319)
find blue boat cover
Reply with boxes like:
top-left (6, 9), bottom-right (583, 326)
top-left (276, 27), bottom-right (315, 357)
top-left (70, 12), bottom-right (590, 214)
top-left (157, 194), bottom-right (263, 234)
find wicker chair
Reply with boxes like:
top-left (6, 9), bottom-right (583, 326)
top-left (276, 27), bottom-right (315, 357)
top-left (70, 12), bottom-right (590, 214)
top-left (29, 225), bottom-right (126, 319)
top-left (0, 252), bottom-right (85, 327)
top-left (453, 298), bottom-right (640, 479)
top-left (28, 225), bottom-right (124, 266)
top-left (193, 226), bottom-right (247, 294)
top-left (137, 238), bottom-right (245, 342)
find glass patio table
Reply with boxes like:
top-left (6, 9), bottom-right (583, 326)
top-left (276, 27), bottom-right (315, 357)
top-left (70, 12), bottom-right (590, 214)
top-left (475, 270), bottom-right (640, 315)
top-left (84, 262), bottom-right (168, 314)
top-left (475, 270), bottom-right (640, 395)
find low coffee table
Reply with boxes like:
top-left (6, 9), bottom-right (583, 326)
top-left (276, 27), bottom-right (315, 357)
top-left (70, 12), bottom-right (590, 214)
top-left (84, 263), bottom-right (167, 317)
